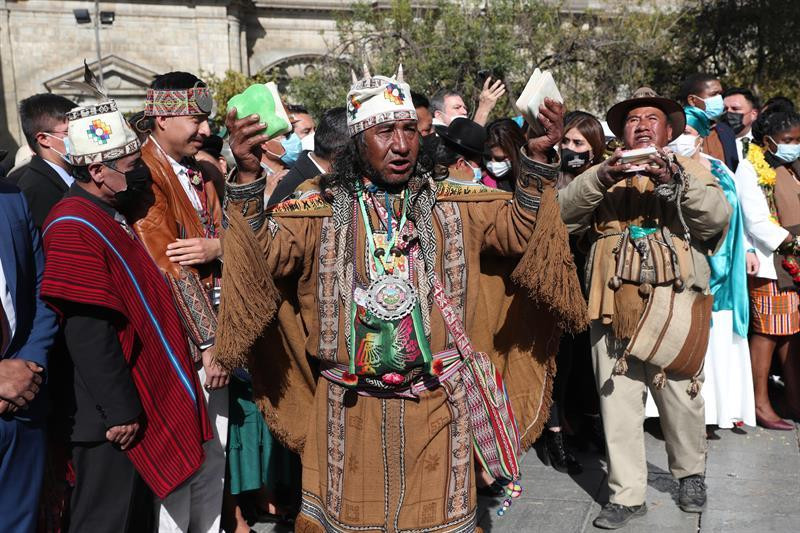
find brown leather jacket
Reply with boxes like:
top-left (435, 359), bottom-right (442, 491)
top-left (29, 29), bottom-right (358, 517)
top-left (131, 139), bottom-right (222, 350)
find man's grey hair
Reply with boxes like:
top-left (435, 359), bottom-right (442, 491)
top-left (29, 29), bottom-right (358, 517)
top-left (430, 89), bottom-right (462, 115)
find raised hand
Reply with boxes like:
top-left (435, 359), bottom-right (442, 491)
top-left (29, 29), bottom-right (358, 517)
top-left (526, 97), bottom-right (564, 162)
top-left (225, 108), bottom-right (271, 184)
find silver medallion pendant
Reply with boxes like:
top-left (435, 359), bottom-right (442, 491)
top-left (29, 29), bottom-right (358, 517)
top-left (365, 275), bottom-right (418, 321)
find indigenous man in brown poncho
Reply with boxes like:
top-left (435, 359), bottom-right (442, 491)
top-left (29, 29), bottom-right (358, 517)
top-left (217, 68), bottom-right (587, 532)
top-left (559, 88), bottom-right (731, 529)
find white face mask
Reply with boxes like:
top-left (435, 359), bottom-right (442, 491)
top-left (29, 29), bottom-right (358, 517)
top-left (486, 159), bottom-right (511, 178)
top-left (300, 132), bottom-right (315, 152)
top-left (668, 133), bottom-right (701, 158)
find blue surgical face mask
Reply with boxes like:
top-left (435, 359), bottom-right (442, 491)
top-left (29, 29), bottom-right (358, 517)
top-left (471, 162), bottom-right (482, 182)
top-left (280, 132), bottom-right (302, 166)
top-left (767, 136), bottom-right (800, 163)
top-left (42, 132), bottom-right (71, 162)
top-left (700, 94), bottom-right (724, 120)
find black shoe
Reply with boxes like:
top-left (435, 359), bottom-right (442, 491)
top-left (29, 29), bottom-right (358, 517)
top-left (542, 430), bottom-right (583, 475)
top-left (593, 503), bottom-right (647, 529)
top-left (678, 475), bottom-right (707, 513)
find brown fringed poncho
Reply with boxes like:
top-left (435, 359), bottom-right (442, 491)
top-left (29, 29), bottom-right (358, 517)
top-left (217, 159), bottom-right (587, 531)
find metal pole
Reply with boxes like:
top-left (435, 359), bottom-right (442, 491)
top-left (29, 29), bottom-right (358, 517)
top-left (94, 0), bottom-right (103, 85)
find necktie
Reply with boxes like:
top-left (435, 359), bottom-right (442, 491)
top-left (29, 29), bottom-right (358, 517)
top-left (742, 137), bottom-right (750, 158)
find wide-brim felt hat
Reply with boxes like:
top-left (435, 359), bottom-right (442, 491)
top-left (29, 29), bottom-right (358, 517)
top-left (436, 117), bottom-right (489, 158)
top-left (606, 87), bottom-right (686, 142)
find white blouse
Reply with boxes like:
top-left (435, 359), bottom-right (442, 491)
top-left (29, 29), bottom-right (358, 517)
top-left (733, 158), bottom-right (790, 280)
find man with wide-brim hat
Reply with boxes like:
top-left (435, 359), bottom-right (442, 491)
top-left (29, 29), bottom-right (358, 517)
top-left (559, 87), bottom-right (731, 529)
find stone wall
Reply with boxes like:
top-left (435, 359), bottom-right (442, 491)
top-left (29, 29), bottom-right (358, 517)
top-left (0, 0), bottom-right (642, 151)
top-left (0, 0), bottom-right (241, 149)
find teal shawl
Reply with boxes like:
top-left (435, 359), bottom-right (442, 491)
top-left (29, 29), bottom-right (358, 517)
top-left (707, 157), bottom-right (749, 337)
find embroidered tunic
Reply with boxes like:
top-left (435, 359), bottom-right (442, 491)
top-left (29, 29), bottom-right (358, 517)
top-left (219, 154), bottom-right (582, 532)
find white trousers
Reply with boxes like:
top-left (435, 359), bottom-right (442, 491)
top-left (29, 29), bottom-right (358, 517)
top-left (155, 366), bottom-right (229, 532)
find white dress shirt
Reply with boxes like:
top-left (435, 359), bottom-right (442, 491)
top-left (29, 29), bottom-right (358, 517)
top-left (0, 259), bottom-right (17, 353)
top-left (149, 136), bottom-right (202, 211)
top-left (43, 159), bottom-right (75, 187)
top-left (308, 152), bottom-right (327, 174)
top-left (734, 131), bottom-right (754, 163)
top-left (733, 158), bottom-right (790, 279)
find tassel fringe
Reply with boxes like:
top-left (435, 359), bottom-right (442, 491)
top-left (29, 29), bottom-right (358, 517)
top-left (511, 187), bottom-right (589, 334)
top-left (611, 284), bottom-right (646, 340)
top-left (652, 370), bottom-right (667, 390)
top-left (216, 210), bottom-right (280, 370)
top-left (614, 354), bottom-right (629, 375)
top-left (687, 377), bottom-right (701, 398)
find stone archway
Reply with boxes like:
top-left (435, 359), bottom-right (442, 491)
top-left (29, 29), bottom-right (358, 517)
top-left (259, 53), bottom-right (328, 92)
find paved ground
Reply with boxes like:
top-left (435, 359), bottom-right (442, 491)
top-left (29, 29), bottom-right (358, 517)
top-left (253, 420), bottom-right (800, 532)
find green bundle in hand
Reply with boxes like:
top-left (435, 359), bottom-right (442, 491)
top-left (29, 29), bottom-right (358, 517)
top-left (227, 82), bottom-right (292, 140)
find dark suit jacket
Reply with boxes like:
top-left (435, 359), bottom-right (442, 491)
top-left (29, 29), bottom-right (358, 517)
top-left (56, 186), bottom-right (142, 441)
top-left (0, 182), bottom-right (58, 421)
top-left (16, 155), bottom-right (70, 228)
top-left (267, 150), bottom-right (323, 207)
top-left (5, 164), bottom-right (25, 186)
top-left (714, 121), bottom-right (739, 172)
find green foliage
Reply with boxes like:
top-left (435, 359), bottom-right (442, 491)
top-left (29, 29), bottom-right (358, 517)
top-left (202, 69), bottom-right (276, 129)
top-left (205, 0), bottom-right (800, 127)
top-left (276, 0), bottom-right (691, 120)
top-left (673, 0), bottom-right (800, 103)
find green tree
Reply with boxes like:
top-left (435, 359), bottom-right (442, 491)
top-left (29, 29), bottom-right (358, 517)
top-left (284, 0), bottom-right (692, 120)
top-left (668, 0), bottom-right (800, 103)
top-left (202, 69), bottom-right (276, 129)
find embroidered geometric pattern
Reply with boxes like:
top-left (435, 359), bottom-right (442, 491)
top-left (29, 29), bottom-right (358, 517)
top-left (144, 87), bottom-right (213, 117)
top-left (442, 372), bottom-right (471, 519)
top-left (348, 110), bottom-right (417, 137)
top-left (325, 383), bottom-right (347, 516)
top-left (87, 118), bottom-right (112, 145)
top-left (317, 217), bottom-right (340, 361)
top-left (434, 203), bottom-right (467, 347)
top-left (67, 138), bottom-right (140, 166)
top-left (66, 101), bottom-right (118, 120)
top-left (168, 268), bottom-right (218, 350)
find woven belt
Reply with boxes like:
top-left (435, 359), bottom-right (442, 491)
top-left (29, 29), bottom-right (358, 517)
top-left (320, 349), bottom-right (463, 398)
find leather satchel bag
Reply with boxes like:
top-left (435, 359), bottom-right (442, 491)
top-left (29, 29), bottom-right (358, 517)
top-left (618, 284), bottom-right (712, 397)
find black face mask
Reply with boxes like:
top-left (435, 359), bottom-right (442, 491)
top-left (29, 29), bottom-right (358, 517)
top-left (719, 111), bottom-right (746, 135)
top-left (103, 163), bottom-right (152, 212)
top-left (560, 148), bottom-right (592, 174)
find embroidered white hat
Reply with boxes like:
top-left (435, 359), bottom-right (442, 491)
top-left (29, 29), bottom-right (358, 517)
top-left (64, 99), bottom-right (141, 166)
top-left (346, 64), bottom-right (417, 137)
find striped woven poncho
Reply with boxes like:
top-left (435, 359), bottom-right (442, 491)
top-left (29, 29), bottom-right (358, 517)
top-left (41, 195), bottom-right (213, 499)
